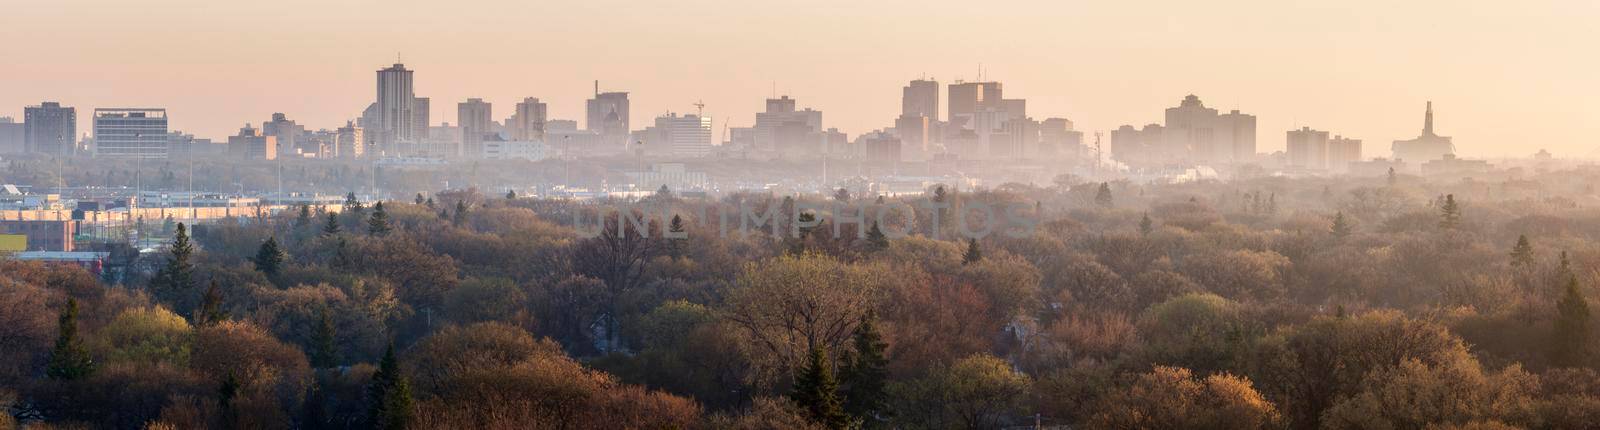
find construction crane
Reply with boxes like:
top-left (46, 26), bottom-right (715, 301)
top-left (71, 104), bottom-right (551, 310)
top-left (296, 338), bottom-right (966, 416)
top-left (693, 100), bottom-right (706, 117)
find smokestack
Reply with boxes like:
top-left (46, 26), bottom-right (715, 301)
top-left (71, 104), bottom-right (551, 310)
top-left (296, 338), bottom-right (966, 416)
top-left (1423, 101), bottom-right (1434, 136)
top-left (594, 80), bottom-right (599, 97)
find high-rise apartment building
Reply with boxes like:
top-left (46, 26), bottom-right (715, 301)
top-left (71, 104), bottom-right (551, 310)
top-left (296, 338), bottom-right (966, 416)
top-left (374, 63), bottom-right (416, 154)
top-left (458, 98), bottom-right (493, 158)
top-left (1327, 135), bottom-right (1362, 173)
top-left (261, 113), bottom-right (305, 157)
top-left (510, 97), bottom-right (548, 141)
top-left (93, 108), bottom-right (169, 159)
top-left (335, 121), bottom-right (365, 159)
top-left (24, 102), bottom-right (76, 156)
top-left (659, 113), bottom-right (713, 157)
top-left (902, 79), bottom-right (940, 120)
top-left (1286, 127), bottom-right (1330, 169)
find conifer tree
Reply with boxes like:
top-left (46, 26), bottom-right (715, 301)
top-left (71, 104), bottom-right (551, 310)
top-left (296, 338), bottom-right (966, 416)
top-left (840, 314), bottom-right (889, 421)
top-left (414, 193), bottom-right (425, 205)
top-left (332, 238), bottom-right (354, 270)
top-left (1139, 213), bottom-right (1154, 236)
top-left (367, 201), bottom-right (392, 236)
top-left (344, 192), bottom-right (362, 214)
top-left (1511, 234), bottom-right (1535, 268)
top-left (197, 280), bottom-right (226, 326)
top-left (322, 212), bottom-right (342, 236)
top-left (219, 373), bottom-right (240, 426)
top-left (866, 222), bottom-right (890, 252)
top-left (667, 214), bottom-right (686, 258)
top-left (791, 345), bottom-right (849, 429)
top-left (1439, 194), bottom-right (1462, 229)
top-left (424, 197), bottom-right (434, 209)
top-left (253, 236), bottom-right (285, 277)
top-left (1331, 211), bottom-right (1352, 239)
top-left (46, 298), bottom-right (94, 380)
top-left (962, 238), bottom-right (982, 265)
top-left (369, 343), bottom-right (411, 429)
top-left (834, 187), bottom-right (851, 202)
top-left (296, 204), bottom-right (312, 228)
top-left (152, 223), bottom-right (196, 300)
top-left (1095, 182), bottom-right (1114, 208)
top-left (452, 200), bottom-right (468, 226)
top-left (1387, 167), bottom-right (1398, 186)
top-left (506, 189), bottom-right (517, 200)
top-left (311, 307), bottom-right (339, 368)
top-left (1552, 276), bottom-right (1592, 368)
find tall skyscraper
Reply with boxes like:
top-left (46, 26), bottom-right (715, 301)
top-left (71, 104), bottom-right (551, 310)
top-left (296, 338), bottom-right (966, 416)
top-left (753, 95), bottom-right (823, 158)
top-left (586, 82), bottom-right (630, 148)
top-left (1391, 101), bottom-right (1454, 163)
top-left (93, 108), bottom-right (168, 159)
top-left (375, 63), bottom-right (416, 154)
top-left (23, 102), bottom-right (76, 156)
top-left (511, 97), bottom-right (548, 141)
top-left (458, 98), bottom-right (492, 158)
top-left (1114, 95), bottom-right (1255, 165)
top-left (947, 81), bottom-right (1003, 128)
top-left (902, 79), bottom-right (940, 120)
top-left (656, 113), bottom-right (713, 157)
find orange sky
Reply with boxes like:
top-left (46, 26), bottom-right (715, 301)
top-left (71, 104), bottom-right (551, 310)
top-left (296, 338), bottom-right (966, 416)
top-left (2, 0), bottom-right (1595, 157)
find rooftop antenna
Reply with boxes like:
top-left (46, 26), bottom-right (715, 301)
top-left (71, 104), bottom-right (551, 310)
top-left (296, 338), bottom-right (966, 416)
top-left (594, 80), bottom-right (599, 97)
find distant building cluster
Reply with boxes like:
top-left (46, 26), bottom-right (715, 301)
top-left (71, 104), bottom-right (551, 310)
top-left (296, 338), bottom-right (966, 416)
top-left (0, 62), bottom-right (1484, 173)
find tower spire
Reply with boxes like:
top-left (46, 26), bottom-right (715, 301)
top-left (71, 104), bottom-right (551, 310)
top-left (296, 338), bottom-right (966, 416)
top-left (1423, 101), bottom-right (1434, 136)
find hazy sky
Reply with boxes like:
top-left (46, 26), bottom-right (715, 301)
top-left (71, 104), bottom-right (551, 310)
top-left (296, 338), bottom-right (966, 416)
top-left (2, 0), bottom-right (1595, 157)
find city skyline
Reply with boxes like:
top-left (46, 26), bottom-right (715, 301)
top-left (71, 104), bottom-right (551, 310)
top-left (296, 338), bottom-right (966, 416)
top-left (3, 0), bottom-right (1596, 157)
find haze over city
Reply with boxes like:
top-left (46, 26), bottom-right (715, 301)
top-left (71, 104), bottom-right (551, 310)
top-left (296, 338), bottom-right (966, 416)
top-left (4, 0), bottom-right (1596, 156)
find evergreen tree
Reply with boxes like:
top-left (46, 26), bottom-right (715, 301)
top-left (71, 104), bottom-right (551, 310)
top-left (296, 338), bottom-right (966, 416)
top-left (414, 193), bottom-right (425, 205)
top-left (367, 201), bottom-right (392, 236)
top-left (1139, 213), bottom-right (1154, 236)
top-left (656, 184), bottom-right (673, 199)
top-left (379, 378), bottom-right (415, 430)
top-left (296, 204), bottom-right (312, 228)
top-left (790, 345), bottom-right (849, 429)
top-left (866, 222), bottom-right (890, 252)
top-left (197, 280), bottom-right (226, 326)
top-left (253, 236), bottom-right (285, 277)
top-left (302, 382), bottom-right (330, 430)
top-left (219, 373), bottom-right (240, 426)
top-left (311, 307), bottom-right (339, 368)
top-left (932, 185), bottom-right (947, 203)
top-left (332, 238), bottom-right (354, 270)
top-left (1387, 167), bottom-right (1398, 186)
top-left (840, 314), bottom-right (889, 421)
top-left (424, 197), bottom-right (435, 209)
top-left (834, 187), bottom-right (851, 202)
top-left (506, 189), bottom-right (517, 200)
top-left (452, 201), bottom-right (468, 226)
top-left (667, 214), bottom-right (686, 258)
top-left (46, 298), bottom-right (95, 380)
top-left (1095, 182), bottom-right (1114, 208)
top-left (151, 223), bottom-right (197, 306)
top-left (962, 238), bottom-right (982, 265)
top-left (322, 212), bottom-right (342, 236)
top-left (368, 344), bottom-right (408, 429)
top-left (1511, 234), bottom-right (1535, 268)
top-left (344, 192), bottom-right (363, 214)
top-left (1331, 211), bottom-right (1352, 239)
top-left (1439, 194), bottom-right (1462, 229)
top-left (1552, 276), bottom-right (1592, 368)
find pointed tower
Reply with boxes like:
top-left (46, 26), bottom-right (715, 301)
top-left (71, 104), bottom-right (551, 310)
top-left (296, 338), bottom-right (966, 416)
top-left (1422, 101), bottom-right (1434, 137)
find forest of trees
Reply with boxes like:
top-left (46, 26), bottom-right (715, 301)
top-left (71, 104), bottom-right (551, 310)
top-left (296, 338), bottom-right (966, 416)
top-left (6, 171), bottom-right (1600, 429)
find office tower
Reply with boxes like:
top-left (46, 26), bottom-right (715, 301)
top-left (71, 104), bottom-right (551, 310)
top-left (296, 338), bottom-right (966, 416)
top-left (753, 96), bottom-right (823, 158)
top-left (947, 81), bottom-right (1003, 128)
top-left (412, 97), bottom-right (430, 152)
top-left (1391, 101), bottom-right (1454, 163)
top-left (458, 98), bottom-right (493, 158)
top-left (0, 118), bottom-right (22, 154)
top-left (902, 79), bottom-right (939, 119)
top-left (1039, 118), bottom-right (1085, 158)
top-left (335, 121), bottom-right (365, 159)
top-left (1219, 109), bottom-right (1257, 161)
top-left (1327, 135), bottom-right (1362, 173)
top-left (23, 102), bottom-right (76, 156)
top-left (856, 131), bottom-right (901, 162)
top-left (1286, 127), bottom-right (1330, 169)
top-left (895, 115), bottom-right (931, 161)
top-left (586, 82), bottom-right (630, 147)
top-left (228, 124), bottom-right (277, 160)
top-left (93, 108), bottom-right (168, 159)
top-left (261, 113), bottom-right (305, 157)
top-left (511, 97), bottom-right (548, 141)
top-left (659, 113), bottom-right (713, 157)
top-left (374, 63), bottom-right (416, 154)
top-left (1111, 124), bottom-right (1164, 164)
top-left (1113, 95), bottom-right (1255, 165)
